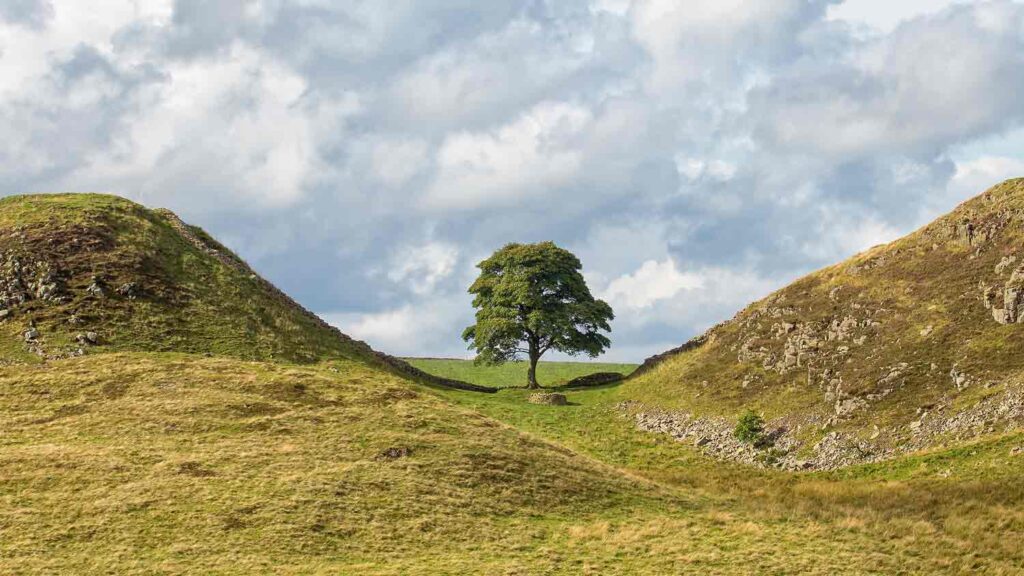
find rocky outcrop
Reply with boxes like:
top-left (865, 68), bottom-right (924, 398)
top-left (620, 383), bottom-right (1024, 471)
top-left (984, 263), bottom-right (1024, 324)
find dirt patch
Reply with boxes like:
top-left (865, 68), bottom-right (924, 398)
top-left (176, 461), bottom-right (216, 477)
top-left (226, 402), bottom-right (287, 418)
top-left (32, 403), bottom-right (88, 425)
top-left (101, 382), bottom-right (128, 399)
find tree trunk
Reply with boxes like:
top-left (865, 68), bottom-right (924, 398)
top-left (527, 348), bottom-right (540, 389)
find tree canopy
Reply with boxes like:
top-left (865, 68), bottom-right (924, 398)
top-left (462, 242), bottom-right (614, 389)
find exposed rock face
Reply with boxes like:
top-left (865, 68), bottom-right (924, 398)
top-left (621, 383), bottom-right (1024, 470)
top-left (987, 265), bottom-right (1024, 324)
top-left (528, 393), bottom-right (568, 406)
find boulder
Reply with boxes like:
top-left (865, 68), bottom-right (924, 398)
top-left (527, 393), bottom-right (568, 406)
top-left (116, 282), bottom-right (139, 299)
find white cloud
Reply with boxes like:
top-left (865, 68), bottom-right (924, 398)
top-left (751, 2), bottom-right (1024, 159)
top-left (324, 293), bottom-right (471, 357)
top-left (601, 259), bottom-right (703, 310)
top-left (423, 101), bottom-right (592, 209)
top-left (387, 241), bottom-right (460, 295)
top-left (58, 44), bottom-right (322, 210)
top-left (827, 0), bottom-right (963, 31)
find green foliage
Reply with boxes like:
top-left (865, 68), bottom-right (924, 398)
top-left (462, 242), bottom-right (613, 387)
top-left (735, 410), bottom-right (766, 445)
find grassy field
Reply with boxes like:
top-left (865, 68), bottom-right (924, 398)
top-left (5, 352), bottom-right (1022, 574)
top-left (437, 381), bottom-right (1024, 574)
top-left (403, 357), bottom-right (636, 389)
top-left (3, 190), bottom-right (1024, 574)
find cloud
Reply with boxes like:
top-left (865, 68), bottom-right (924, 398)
top-left (601, 259), bottom-right (703, 310)
top-left (423, 101), bottom-right (592, 210)
top-left (324, 293), bottom-right (471, 357)
top-left (749, 2), bottom-right (1024, 159)
top-left (387, 241), bottom-right (460, 296)
top-left (4, 0), bottom-right (1024, 362)
top-left (0, 0), bottom-right (53, 30)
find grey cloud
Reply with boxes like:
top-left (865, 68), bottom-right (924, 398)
top-left (0, 0), bottom-right (52, 29)
top-left (3, 1), bottom-right (1024, 361)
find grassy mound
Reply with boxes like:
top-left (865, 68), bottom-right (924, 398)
top-left (0, 193), bottom-right (490, 391)
top-left (623, 178), bottom-right (1024, 465)
top-left (0, 194), bottom-right (377, 364)
top-left (0, 353), bottom-right (669, 573)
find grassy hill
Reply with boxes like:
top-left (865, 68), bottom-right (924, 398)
top-left (0, 193), bottom-right (488, 391)
top-left (2, 189), bottom-right (1024, 573)
top-left (6, 352), bottom-right (1022, 574)
top-left (619, 178), bottom-right (1024, 469)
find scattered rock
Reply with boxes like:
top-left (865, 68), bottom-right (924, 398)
top-left (76, 332), bottom-right (100, 345)
top-left (0, 309), bottom-right (9, 320)
top-left (949, 365), bottom-right (972, 391)
top-left (23, 327), bottom-right (38, 341)
top-left (86, 276), bottom-right (105, 297)
top-left (116, 282), bottom-right (139, 299)
top-left (920, 325), bottom-right (934, 337)
top-left (1011, 446), bottom-right (1023, 457)
top-left (996, 255), bottom-right (1017, 275)
top-left (528, 393), bottom-right (568, 406)
top-left (375, 447), bottom-right (412, 461)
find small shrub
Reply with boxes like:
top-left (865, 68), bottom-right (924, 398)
top-left (735, 410), bottom-right (766, 446)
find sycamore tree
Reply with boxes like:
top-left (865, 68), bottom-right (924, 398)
top-left (462, 242), bottom-right (614, 389)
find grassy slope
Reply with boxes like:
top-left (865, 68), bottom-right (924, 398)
top-left (7, 353), bottom-right (1022, 574)
top-left (438, 382), bottom-right (1024, 574)
top-left (0, 353), bottom-right (675, 574)
top-left (0, 193), bottom-right (377, 365)
top-left (624, 179), bottom-right (1024, 447)
top-left (3, 189), bottom-right (1024, 573)
top-left (403, 358), bottom-right (636, 388)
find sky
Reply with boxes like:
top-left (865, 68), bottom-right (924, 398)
top-left (2, 0), bottom-right (1023, 362)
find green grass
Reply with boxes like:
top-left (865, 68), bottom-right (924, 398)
top-left (4, 189), bottom-right (1024, 573)
top-left (5, 352), bottom-right (1022, 574)
top-left (0, 193), bottom-right (382, 366)
top-left (437, 382), bottom-right (1024, 574)
top-left (403, 357), bottom-right (636, 389)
